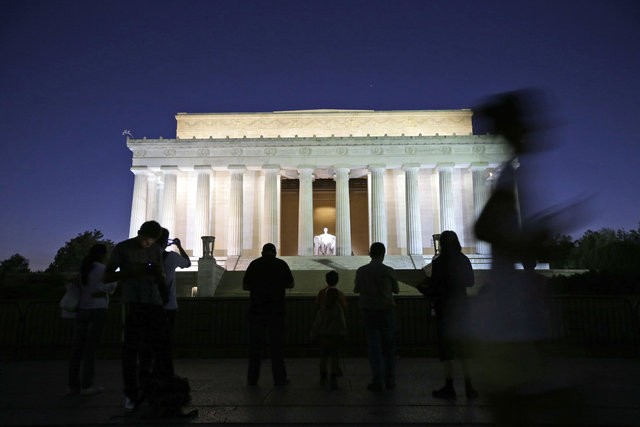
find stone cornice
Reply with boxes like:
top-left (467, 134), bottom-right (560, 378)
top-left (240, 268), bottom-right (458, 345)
top-left (129, 134), bottom-right (499, 148)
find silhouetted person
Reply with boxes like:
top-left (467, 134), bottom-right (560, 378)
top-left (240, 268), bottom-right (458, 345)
top-left (315, 270), bottom-right (347, 310)
top-left (419, 230), bottom-right (477, 399)
top-left (310, 287), bottom-right (347, 390)
top-left (68, 244), bottom-right (117, 395)
top-left (156, 228), bottom-right (191, 333)
top-left (354, 242), bottom-right (399, 392)
top-left (104, 220), bottom-right (173, 411)
top-left (243, 243), bottom-right (294, 386)
top-left (314, 270), bottom-right (347, 378)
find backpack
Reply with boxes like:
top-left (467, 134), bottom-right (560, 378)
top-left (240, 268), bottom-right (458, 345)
top-left (145, 375), bottom-right (195, 418)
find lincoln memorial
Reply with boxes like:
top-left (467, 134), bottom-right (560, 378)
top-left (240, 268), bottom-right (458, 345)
top-left (126, 109), bottom-right (509, 276)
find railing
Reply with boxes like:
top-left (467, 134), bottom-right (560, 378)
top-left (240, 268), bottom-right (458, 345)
top-left (0, 296), bottom-right (638, 360)
top-left (549, 296), bottom-right (640, 356)
top-left (0, 301), bottom-right (22, 360)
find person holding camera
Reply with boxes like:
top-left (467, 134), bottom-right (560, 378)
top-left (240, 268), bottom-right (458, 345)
top-left (104, 220), bottom-right (173, 411)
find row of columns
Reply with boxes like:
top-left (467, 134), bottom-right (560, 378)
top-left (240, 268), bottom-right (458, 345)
top-left (129, 162), bottom-right (492, 258)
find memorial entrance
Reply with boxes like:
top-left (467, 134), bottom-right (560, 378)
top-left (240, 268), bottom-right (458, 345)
top-left (280, 178), bottom-right (369, 256)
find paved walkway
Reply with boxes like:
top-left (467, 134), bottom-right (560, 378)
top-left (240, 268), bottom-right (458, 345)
top-left (1, 357), bottom-right (639, 426)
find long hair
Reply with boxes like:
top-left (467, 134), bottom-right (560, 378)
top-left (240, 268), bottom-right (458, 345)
top-left (439, 230), bottom-right (462, 257)
top-left (80, 244), bottom-right (108, 286)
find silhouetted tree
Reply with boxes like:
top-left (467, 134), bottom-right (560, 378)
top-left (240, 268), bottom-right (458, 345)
top-left (0, 253), bottom-right (30, 274)
top-left (47, 230), bottom-right (114, 273)
top-left (540, 234), bottom-right (575, 268)
top-left (568, 224), bottom-right (640, 276)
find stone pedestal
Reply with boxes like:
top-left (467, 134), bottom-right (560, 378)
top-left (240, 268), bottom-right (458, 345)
top-left (196, 258), bottom-right (225, 297)
top-left (196, 236), bottom-right (224, 297)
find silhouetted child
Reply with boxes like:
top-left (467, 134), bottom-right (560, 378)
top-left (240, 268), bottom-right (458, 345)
top-left (311, 286), bottom-right (347, 390)
top-left (314, 271), bottom-right (347, 379)
top-left (315, 270), bottom-right (347, 310)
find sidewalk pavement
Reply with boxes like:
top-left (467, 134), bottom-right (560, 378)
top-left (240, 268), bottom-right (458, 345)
top-left (1, 357), bottom-right (639, 426)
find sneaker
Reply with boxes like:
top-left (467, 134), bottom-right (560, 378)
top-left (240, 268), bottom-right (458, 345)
top-left (432, 385), bottom-right (456, 399)
top-left (124, 396), bottom-right (137, 411)
top-left (80, 386), bottom-right (104, 396)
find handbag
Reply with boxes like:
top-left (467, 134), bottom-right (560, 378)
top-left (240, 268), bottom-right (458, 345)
top-left (59, 281), bottom-right (80, 317)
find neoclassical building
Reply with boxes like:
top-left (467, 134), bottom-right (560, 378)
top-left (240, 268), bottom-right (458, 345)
top-left (126, 109), bottom-right (509, 269)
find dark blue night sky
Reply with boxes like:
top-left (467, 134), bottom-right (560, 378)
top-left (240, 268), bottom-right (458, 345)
top-left (1, 0), bottom-right (639, 270)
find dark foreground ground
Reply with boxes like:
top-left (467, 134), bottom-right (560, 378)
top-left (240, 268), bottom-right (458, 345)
top-left (1, 357), bottom-right (639, 426)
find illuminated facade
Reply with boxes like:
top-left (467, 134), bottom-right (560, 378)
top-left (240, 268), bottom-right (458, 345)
top-left (126, 109), bottom-right (509, 269)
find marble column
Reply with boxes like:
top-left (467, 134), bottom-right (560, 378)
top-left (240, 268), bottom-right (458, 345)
top-left (262, 165), bottom-right (280, 248)
top-left (334, 167), bottom-right (352, 256)
top-left (297, 166), bottom-right (314, 256)
top-left (129, 166), bottom-right (149, 238)
top-left (145, 173), bottom-right (158, 221)
top-left (438, 163), bottom-right (455, 233)
top-left (369, 164), bottom-right (387, 246)
top-left (403, 164), bottom-right (423, 255)
top-left (227, 165), bottom-right (246, 257)
top-left (159, 166), bottom-right (179, 235)
top-left (471, 163), bottom-right (492, 255)
top-left (193, 165), bottom-right (211, 258)
top-left (155, 174), bottom-right (164, 223)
